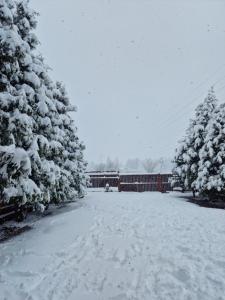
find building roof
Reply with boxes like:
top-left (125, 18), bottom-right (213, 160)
top-left (87, 171), bottom-right (172, 176)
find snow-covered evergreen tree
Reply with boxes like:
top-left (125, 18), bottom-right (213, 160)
top-left (13, 0), bottom-right (59, 205)
top-left (15, 0), bottom-right (87, 204)
top-left (0, 0), bottom-right (41, 204)
top-left (195, 103), bottom-right (225, 198)
top-left (53, 82), bottom-right (87, 199)
top-left (173, 88), bottom-right (218, 193)
top-left (0, 0), bottom-right (86, 207)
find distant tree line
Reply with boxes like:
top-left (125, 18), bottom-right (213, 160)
top-left (88, 157), bottom-right (173, 173)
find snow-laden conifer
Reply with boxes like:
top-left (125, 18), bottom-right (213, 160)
top-left (195, 103), bottom-right (225, 197)
top-left (174, 88), bottom-right (217, 193)
top-left (53, 82), bottom-right (87, 200)
top-left (0, 0), bottom-right (87, 207)
top-left (15, 0), bottom-right (87, 203)
top-left (0, 0), bottom-right (40, 204)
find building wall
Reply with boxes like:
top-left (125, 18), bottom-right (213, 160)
top-left (119, 174), bottom-right (172, 192)
top-left (87, 172), bottom-right (172, 192)
top-left (89, 177), bottom-right (119, 188)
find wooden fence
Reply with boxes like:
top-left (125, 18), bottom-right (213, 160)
top-left (0, 203), bottom-right (28, 224)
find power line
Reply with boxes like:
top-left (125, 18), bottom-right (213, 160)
top-left (143, 65), bottom-right (225, 158)
top-left (157, 76), bottom-right (225, 132)
top-left (150, 79), bottom-right (225, 157)
top-left (156, 65), bottom-right (225, 131)
top-left (216, 83), bottom-right (225, 93)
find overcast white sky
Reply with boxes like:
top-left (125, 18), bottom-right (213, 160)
top-left (31, 0), bottom-right (225, 163)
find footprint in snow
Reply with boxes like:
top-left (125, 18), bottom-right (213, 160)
top-left (172, 268), bottom-right (190, 284)
top-left (115, 248), bottom-right (127, 265)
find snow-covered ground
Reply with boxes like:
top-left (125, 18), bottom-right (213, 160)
top-left (1, 191), bottom-right (225, 300)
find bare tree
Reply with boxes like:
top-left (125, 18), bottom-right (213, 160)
top-left (142, 158), bottom-right (159, 173)
top-left (88, 157), bottom-right (121, 172)
top-left (94, 162), bottom-right (106, 172)
top-left (125, 158), bottom-right (141, 172)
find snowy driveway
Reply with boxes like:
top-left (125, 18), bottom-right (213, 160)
top-left (1, 192), bottom-right (225, 300)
